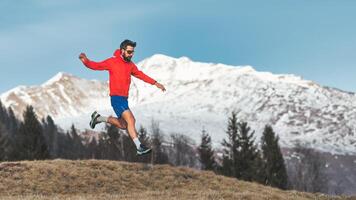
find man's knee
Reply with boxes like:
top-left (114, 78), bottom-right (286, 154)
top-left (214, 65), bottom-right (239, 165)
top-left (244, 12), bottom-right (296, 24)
top-left (120, 119), bottom-right (128, 129)
top-left (108, 117), bottom-right (125, 129)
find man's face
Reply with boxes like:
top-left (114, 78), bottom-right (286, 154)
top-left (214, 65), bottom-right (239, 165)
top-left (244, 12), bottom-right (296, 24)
top-left (122, 46), bottom-right (135, 62)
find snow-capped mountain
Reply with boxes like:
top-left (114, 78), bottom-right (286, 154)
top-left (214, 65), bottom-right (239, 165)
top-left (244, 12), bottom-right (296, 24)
top-left (1, 54), bottom-right (356, 155)
top-left (0, 72), bottom-right (110, 120)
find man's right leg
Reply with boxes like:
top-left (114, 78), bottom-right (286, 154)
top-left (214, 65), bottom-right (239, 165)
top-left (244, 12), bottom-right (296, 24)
top-left (90, 111), bottom-right (127, 130)
top-left (107, 116), bottom-right (127, 130)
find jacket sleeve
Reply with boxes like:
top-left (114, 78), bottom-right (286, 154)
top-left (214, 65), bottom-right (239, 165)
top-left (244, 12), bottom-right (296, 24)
top-left (83, 58), bottom-right (111, 71)
top-left (131, 64), bottom-right (156, 85)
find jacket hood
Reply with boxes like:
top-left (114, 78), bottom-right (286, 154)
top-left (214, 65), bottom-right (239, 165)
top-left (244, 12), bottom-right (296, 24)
top-left (113, 49), bottom-right (122, 57)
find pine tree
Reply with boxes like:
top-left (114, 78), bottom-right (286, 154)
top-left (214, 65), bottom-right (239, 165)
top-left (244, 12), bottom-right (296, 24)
top-left (122, 130), bottom-right (137, 162)
top-left (56, 130), bottom-right (72, 159)
top-left (150, 120), bottom-right (169, 164)
top-left (198, 129), bottom-right (216, 171)
top-left (42, 116), bottom-right (59, 158)
top-left (0, 102), bottom-right (15, 133)
top-left (17, 106), bottom-right (49, 160)
top-left (69, 124), bottom-right (85, 159)
top-left (7, 107), bottom-right (18, 136)
top-left (97, 132), bottom-right (109, 160)
top-left (0, 101), bottom-right (8, 126)
top-left (0, 106), bottom-right (18, 161)
top-left (261, 125), bottom-right (288, 189)
top-left (221, 111), bottom-right (239, 177)
top-left (106, 124), bottom-right (123, 160)
top-left (117, 129), bottom-right (126, 160)
top-left (236, 121), bottom-right (259, 181)
top-left (253, 149), bottom-right (267, 184)
top-left (87, 137), bottom-right (98, 159)
top-left (170, 133), bottom-right (197, 167)
top-left (0, 105), bottom-right (17, 161)
top-left (221, 112), bottom-right (262, 182)
top-left (0, 121), bottom-right (11, 161)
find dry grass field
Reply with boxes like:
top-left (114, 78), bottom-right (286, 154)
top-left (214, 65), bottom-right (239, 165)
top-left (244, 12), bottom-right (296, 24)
top-left (0, 159), bottom-right (354, 200)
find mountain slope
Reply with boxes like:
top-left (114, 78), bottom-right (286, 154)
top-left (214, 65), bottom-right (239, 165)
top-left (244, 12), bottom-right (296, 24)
top-left (1, 54), bottom-right (356, 155)
top-left (0, 72), bottom-right (110, 119)
top-left (0, 159), bottom-right (352, 200)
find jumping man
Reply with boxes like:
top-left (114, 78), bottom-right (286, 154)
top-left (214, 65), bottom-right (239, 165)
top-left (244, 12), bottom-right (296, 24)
top-left (79, 39), bottom-right (166, 155)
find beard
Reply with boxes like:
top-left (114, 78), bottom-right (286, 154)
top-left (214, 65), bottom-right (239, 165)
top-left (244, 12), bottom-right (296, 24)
top-left (123, 55), bottom-right (132, 62)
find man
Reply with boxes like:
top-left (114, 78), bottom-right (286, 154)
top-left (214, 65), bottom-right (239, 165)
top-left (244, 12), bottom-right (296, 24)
top-left (79, 39), bottom-right (166, 155)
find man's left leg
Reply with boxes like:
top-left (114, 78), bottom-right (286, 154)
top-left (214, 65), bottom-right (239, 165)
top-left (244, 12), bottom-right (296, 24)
top-left (121, 109), bottom-right (151, 155)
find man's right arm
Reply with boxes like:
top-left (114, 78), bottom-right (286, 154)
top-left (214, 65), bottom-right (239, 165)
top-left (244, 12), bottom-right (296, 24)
top-left (79, 53), bottom-right (110, 71)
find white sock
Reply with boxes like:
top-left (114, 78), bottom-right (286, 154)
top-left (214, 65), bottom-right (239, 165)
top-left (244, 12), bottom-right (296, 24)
top-left (133, 138), bottom-right (141, 149)
top-left (97, 116), bottom-right (108, 123)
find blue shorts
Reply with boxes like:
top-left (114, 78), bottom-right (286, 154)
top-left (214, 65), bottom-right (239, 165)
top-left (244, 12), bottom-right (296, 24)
top-left (110, 96), bottom-right (129, 118)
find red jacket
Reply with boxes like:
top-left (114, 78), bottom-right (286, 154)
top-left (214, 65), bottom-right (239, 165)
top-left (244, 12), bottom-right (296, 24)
top-left (83, 49), bottom-right (156, 97)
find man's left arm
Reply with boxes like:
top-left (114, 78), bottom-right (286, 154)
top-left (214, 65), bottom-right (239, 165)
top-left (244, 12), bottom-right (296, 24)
top-left (131, 64), bottom-right (166, 92)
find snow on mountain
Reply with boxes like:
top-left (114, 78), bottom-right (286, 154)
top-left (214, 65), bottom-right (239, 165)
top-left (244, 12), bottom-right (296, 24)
top-left (1, 54), bottom-right (356, 155)
top-left (0, 72), bottom-right (111, 120)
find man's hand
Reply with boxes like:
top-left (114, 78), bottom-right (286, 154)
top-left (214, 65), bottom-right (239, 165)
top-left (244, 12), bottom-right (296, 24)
top-left (155, 82), bottom-right (166, 92)
top-left (79, 53), bottom-right (88, 63)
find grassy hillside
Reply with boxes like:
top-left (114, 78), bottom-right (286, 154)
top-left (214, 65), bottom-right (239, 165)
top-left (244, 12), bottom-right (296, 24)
top-left (0, 159), bottom-right (354, 200)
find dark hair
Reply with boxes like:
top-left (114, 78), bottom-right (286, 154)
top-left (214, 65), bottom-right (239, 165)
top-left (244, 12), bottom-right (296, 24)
top-left (120, 39), bottom-right (136, 49)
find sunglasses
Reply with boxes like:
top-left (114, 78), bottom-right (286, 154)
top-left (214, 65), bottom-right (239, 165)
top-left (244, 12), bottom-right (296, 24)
top-left (125, 50), bottom-right (135, 54)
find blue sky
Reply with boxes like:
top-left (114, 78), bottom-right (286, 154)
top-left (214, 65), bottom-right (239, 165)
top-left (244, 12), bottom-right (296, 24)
top-left (1, 0), bottom-right (356, 93)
